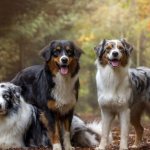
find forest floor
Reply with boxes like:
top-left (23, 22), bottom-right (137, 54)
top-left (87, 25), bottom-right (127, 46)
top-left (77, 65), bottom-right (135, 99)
top-left (6, 115), bottom-right (150, 150)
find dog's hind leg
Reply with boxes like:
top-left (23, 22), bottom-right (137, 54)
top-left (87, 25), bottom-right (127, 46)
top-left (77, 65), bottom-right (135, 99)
top-left (130, 102), bottom-right (145, 147)
top-left (96, 109), bottom-right (114, 150)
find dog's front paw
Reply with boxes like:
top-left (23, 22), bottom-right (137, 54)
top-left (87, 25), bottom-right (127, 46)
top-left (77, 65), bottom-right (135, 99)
top-left (130, 144), bottom-right (138, 149)
top-left (53, 143), bottom-right (62, 150)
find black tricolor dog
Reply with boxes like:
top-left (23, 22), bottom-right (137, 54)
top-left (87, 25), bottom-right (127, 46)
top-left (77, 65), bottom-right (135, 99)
top-left (11, 40), bottom-right (83, 150)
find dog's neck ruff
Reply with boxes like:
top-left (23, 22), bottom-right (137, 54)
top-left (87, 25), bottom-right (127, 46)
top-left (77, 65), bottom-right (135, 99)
top-left (96, 59), bottom-right (132, 110)
top-left (0, 97), bottom-right (33, 149)
top-left (52, 72), bottom-right (78, 114)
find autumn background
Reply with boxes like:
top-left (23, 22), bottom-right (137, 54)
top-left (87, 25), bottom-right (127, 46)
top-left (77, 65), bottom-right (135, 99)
top-left (0, 0), bottom-right (150, 115)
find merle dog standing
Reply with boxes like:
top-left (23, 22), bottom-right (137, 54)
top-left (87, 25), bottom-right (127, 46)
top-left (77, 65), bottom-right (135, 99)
top-left (94, 39), bottom-right (150, 149)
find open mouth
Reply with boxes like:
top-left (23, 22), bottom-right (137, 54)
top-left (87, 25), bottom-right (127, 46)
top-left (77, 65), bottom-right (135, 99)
top-left (109, 59), bottom-right (120, 68)
top-left (59, 65), bottom-right (69, 75)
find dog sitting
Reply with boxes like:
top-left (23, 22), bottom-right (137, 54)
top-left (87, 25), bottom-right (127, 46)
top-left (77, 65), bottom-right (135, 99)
top-left (94, 39), bottom-right (150, 149)
top-left (11, 40), bottom-right (83, 150)
top-left (0, 82), bottom-right (27, 149)
top-left (0, 82), bottom-right (111, 149)
top-left (0, 82), bottom-right (48, 149)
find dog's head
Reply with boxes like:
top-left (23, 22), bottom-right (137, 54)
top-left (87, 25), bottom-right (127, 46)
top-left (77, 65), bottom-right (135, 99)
top-left (0, 82), bottom-right (21, 116)
top-left (94, 39), bottom-right (133, 68)
top-left (40, 40), bottom-right (83, 76)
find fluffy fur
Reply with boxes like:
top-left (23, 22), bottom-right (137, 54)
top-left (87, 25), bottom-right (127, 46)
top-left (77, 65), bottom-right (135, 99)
top-left (11, 40), bottom-right (83, 150)
top-left (71, 116), bottom-right (112, 147)
top-left (0, 82), bottom-right (30, 149)
top-left (0, 82), bottom-right (48, 149)
top-left (0, 82), bottom-right (106, 149)
top-left (129, 67), bottom-right (150, 147)
top-left (94, 39), bottom-right (133, 150)
top-left (94, 39), bottom-right (150, 149)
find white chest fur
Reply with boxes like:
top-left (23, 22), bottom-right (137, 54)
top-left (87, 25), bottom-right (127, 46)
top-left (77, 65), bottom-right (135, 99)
top-left (96, 62), bottom-right (132, 111)
top-left (52, 73), bottom-right (78, 114)
top-left (0, 98), bottom-right (32, 149)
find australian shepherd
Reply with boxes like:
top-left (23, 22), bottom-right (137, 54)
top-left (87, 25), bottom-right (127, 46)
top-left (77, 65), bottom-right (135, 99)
top-left (0, 82), bottom-right (49, 149)
top-left (11, 40), bottom-right (83, 150)
top-left (94, 39), bottom-right (150, 149)
top-left (0, 82), bottom-right (112, 149)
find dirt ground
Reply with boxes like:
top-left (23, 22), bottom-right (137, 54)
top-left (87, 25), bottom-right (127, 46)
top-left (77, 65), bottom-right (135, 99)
top-left (6, 116), bottom-right (150, 150)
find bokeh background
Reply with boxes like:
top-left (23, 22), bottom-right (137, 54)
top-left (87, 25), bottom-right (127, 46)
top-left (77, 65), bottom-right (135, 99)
top-left (0, 0), bottom-right (150, 115)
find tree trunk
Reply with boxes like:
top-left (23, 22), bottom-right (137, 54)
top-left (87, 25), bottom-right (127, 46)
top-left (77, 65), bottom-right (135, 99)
top-left (136, 32), bottom-right (141, 67)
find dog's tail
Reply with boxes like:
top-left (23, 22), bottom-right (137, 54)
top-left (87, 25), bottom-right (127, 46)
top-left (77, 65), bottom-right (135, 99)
top-left (86, 120), bottom-right (113, 144)
top-left (71, 116), bottom-right (113, 147)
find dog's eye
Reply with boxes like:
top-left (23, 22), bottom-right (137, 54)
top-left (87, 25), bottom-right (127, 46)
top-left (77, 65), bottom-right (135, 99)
top-left (66, 50), bottom-right (73, 56)
top-left (53, 50), bottom-right (60, 57)
top-left (119, 47), bottom-right (124, 51)
top-left (3, 94), bottom-right (10, 100)
top-left (0, 84), bottom-right (5, 88)
top-left (105, 48), bottom-right (111, 53)
top-left (105, 46), bottom-right (112, 51)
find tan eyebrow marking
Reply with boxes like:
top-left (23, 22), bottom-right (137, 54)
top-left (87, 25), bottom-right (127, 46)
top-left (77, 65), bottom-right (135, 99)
top-left (105, 43), bottom-right (113, 49)
top-left (117, 44), bottom-right (124, 49)
top-left (66, 46), bottom-right (71, 50)
top-left (55, 46), bottom-right (61, 50)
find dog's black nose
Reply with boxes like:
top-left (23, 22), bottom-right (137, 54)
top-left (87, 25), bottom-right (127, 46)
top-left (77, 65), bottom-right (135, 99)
top-left (61, 57), bottom-right (68, 64)
top-left (112, 51), bottom-right (119, 57)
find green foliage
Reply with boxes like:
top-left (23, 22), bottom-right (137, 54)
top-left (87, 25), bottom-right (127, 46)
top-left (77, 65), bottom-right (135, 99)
top-left (0, 38), bottom-right (19, 80)
top-left (0, 0), bottom-right (150, 114)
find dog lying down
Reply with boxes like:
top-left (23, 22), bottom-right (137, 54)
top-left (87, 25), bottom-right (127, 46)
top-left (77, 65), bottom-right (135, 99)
top-left (0, 82), bottom-right (112, 149)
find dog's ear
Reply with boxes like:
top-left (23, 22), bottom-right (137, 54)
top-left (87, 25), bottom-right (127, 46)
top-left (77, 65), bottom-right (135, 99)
top-left (94, 39), bottom-right (106, 58)
top-left (40, 41), bottom-right (55, 61)
top-left (11, 85), bottom-right (21, 99)
top-left (72, 42), bottom-right (83, 59)
top-left (120, 39), bottom-right (133, 55)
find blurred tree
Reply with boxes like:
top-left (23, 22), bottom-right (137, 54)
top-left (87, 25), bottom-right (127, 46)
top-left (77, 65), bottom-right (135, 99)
top-left (0, 0), bottom-right (150, 114)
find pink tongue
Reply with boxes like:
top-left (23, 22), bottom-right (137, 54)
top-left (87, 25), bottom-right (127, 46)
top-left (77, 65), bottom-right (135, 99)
top-left (60, 67), bottom-right (68, 75)
top-left (111, 60), bottom-right (120, 67)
